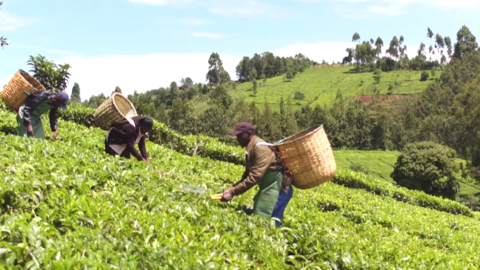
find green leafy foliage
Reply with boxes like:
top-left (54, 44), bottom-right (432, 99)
top-left (27, 55), bottom-right (71, 91)
top-left (56, 104), bottom-right (246, 165)
top-left (334, 170), bottom-right (470, 216)
top-left (373, 68), bottom-right (383, 84)
top-left (420, 70), bottom-right (429, 81)
top-left (391, 142), bottom-right (460, 200)
top-left (1, 106), bottom-right (480, 268)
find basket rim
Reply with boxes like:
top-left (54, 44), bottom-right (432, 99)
top-left (274, 125), bottom-right (323, 146)
top-left (111, 92), bottom-right (137, 117)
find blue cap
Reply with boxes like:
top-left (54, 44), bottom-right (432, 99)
top-left (56, 91), bottom-right (69, 110)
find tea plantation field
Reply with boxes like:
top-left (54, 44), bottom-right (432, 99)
top-left (192, 66), bottom-right (441, 113)
top-left (1, 103), bottom-right (480, 268)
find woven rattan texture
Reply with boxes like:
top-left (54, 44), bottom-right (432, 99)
top-left (2, 70), bottom-right (46, 112)
top-left (276, 126), bottom-right (336, 189)
top-left (94, 93), bottom-right (137, 130)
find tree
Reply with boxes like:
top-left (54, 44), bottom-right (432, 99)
top-left (420, 71), bottom-right (429, 81)
top-left (375, 37), bottom-right (384, 58)
top-left (343, 48), bottom-right (354, 64)
top-left (180, 77), bottom-right (193, 89)
top-left (435, 34), bottom-right (444, 52)
top-left (206, 52), bottom-right (230, 86)
top-left (427, 27), bottom-right (434, 45)
top-left (114, 86), bottom-right (122, 93)
top-left (352, 32), bottom-right (361, 43)
top-left (252, 79), bottom-right (258, 96)
top-left (27, 55), bottom-right (71, 91)
top-left (0, 2), bottom-right (8, 49)
top-left (444, 36), bottom-right (453, 58)
top-left (71, 83), bottom-right (81, 103)
top-left (453, 25), bottom-right (478, 59)
top-left (391, 142), bottom-right (460, 199)
top-left (373, 69), bottom-right (383, 84)
top-left (387, 36), bottom-right (399, 60)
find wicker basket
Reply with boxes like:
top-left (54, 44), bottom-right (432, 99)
top-left (94, 93), bottom-right (138, 130)
top-left (1, 69), bottom-right (46, 112)
top-left (275, 125), bottom-right (336, 189)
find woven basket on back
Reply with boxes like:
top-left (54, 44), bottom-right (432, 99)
top-left (1, 69), bottom-right (46, 112)
top-left (94, 93), bottom-right (138, 130)
top-left (275, 125), bottom-right (336, 189)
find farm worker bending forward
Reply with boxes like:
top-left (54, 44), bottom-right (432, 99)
top-left (16, 90), bottom-right (69, 139)
top-left (105, 116), bottom-right (153, 163)
top-left (221, 122), bottom-right (293, 227)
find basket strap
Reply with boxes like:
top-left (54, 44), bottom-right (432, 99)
top-left (23, 87), bottom-right (39, 96)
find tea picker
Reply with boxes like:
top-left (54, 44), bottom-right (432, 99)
top-left (2, 69), bottom-right (69, 139)
top-left (213, 122), bottom-right (336, 227)
top-left (94, 93), bottom-right (153, 162)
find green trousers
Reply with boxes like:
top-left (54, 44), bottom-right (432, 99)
top-left (252, 171), bottom-right (283, 218)
top-left (16, 102), bottom-right (53, 139)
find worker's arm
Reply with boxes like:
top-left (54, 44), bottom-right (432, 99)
top-left (138, 136), bottom-right (149, 162)
top-left (232, 169), bottom-right (248, 187)
top-left (232, 146), bottom-right (275, 196)
top-left (123, 125), bottom-right (145, 161)
top-left (48, 107), bottom-right (59, 139)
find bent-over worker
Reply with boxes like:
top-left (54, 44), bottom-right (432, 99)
top-left (221, 122), bottom-right (293, 227)
top-left (105, 116), bottom-right (153, 162)
top-left (16, 90), bottom-right (69, 139)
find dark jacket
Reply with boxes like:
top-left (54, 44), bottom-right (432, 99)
top-left (106, 116), bottom-right (148, 161)
top-left (22, 90), bottom-right (58, 131)
top-left (233, 136), bottom-right (276, 195)
top-left (233, 136), bottom-right (292, 195)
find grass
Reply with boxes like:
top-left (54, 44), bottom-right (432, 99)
top-left (225, 66), bottom-right (441, 112)
top-left (334, 150), bottom-right (399, 182)
top-left (334, 150), bottom-right (480, 208)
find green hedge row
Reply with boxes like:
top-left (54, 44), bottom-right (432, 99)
top-left (0, 98), bottom-right (246, 165)
top-left (333, 170), bottom-right (473, 216)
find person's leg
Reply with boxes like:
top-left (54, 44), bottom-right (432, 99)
top-left (16, 115), bottom-right (28, 137)
top-left (271, 186), bottom-right (293, 227)
top-left (120, 148), bottom-right (131, 159)
top-left (105, 139), bottom-right (118, 156)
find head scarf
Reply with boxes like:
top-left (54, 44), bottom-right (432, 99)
top-left (139, 116), bottom-right (153, 129)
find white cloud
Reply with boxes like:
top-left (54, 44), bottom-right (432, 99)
top-left (35, 53), bottom-right (242, 100)
top-left (129, 0), bottom-right (195, 5)
top-left (208, 0), bottom-right (294, 17)
top-left (16, 45), bottom-right (76, 56)
top-left (272, 41), bottom-right (356, 64)
top-left (0, 11), bottom-right (30, 31)
top-left (366, 4), bottom-right (405, 16)
top-left (0, 41), bottom-right (446, 101)
top-left (191, 32), bottom-right (223, 38)
top-left (429, 0), bottom-right (478, 8)
top-left (179, 18), bottom-right (209, 26)
top-left (300, 0), bottom-right (478, 10)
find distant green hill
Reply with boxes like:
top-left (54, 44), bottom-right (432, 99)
top-left (221, 66), bottom-right (440, 111)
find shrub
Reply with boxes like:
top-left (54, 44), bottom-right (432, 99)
top-left (373, 69), bottom-right (383, 84)
top-left (391, 142), bottom-right (460, 200)
top-left (294, 91), bottom-right (305, 100)
top-left (420, 71), bottom-right (429, 81)
top-left (349, 163), bottom-right (368, 174)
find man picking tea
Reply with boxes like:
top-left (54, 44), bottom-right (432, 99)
top-left (17, 90), bottom-right (69, 139)
top-left (221, 122), bottom-right (293, 227)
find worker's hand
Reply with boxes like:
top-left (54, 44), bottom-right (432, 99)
top-left (221, 188), bottom-right (235, 202)
top-left (51, 130), bottom-right (58, 140)
top-left (26, 125), bottom-right (34, 136)
top-left (145, 158), bottom-right (150, 163)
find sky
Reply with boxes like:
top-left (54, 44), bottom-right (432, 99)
top-left (1, 0), bottom-right (479, 100)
